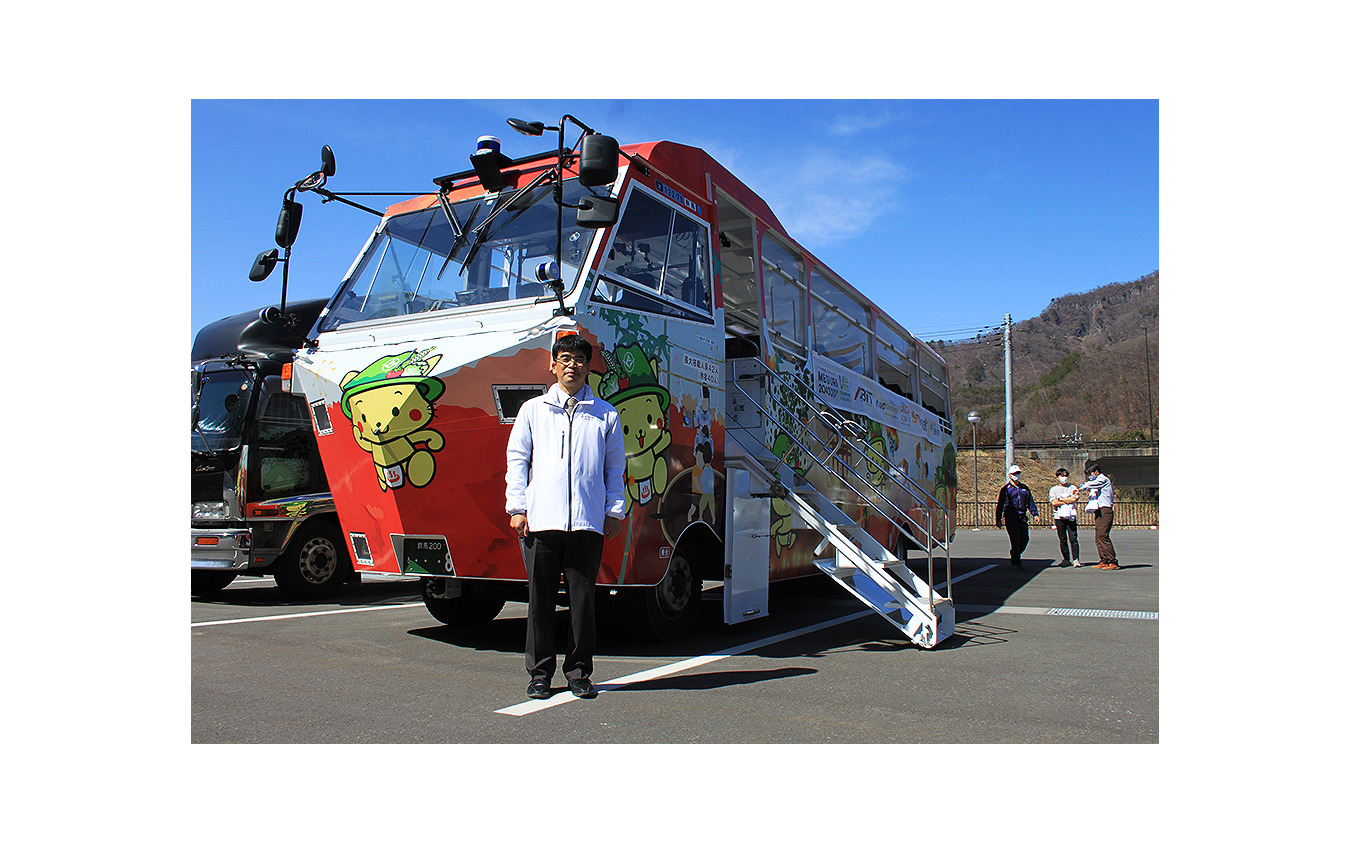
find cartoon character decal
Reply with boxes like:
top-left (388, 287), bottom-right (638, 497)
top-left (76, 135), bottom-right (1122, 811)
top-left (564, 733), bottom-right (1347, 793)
top-left (865, 419), bottom-right (889, 490)
top-left (933, 443), bottom-right (958, 512)
top-left (590, 343), bottom-right (672, 516)
top-left (687, 441), bottom-right (717, 523)
top-left (339, 348), bottom-right (445, 491)
top-left (768, 432), bottom-right (801, 557)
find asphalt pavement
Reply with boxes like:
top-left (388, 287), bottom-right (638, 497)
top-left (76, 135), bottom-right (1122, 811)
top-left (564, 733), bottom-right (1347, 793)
top-left (191, 528), bottom-right (1158, 743)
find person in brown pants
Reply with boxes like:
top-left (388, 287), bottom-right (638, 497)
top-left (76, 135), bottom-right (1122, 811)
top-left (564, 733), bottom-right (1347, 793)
top-left (1080, 463), bottom-right (1119, 569)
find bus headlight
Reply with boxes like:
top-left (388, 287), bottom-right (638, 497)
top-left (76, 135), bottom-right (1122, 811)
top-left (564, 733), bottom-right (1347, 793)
top-left (193, 501), bottom-right (230, 520)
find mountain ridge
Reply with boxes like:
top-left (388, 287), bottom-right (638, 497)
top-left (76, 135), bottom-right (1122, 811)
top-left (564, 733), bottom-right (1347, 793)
top-left (931, 270), bottom-right (1159, 445)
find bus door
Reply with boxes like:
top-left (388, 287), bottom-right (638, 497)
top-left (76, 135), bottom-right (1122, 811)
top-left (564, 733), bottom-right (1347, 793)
top-left (715, 192), bottom-right (762, 363)
top-left (715, 190), bottom-right (772, 622)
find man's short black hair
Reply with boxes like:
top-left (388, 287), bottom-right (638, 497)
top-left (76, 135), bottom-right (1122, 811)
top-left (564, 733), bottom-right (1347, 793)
top-left (1086, 463), bottom-right (1101, 474)
top-left (1055, 467), bottom-right (1069, 476)
top-left (552, 333), bottom-right (592, 362)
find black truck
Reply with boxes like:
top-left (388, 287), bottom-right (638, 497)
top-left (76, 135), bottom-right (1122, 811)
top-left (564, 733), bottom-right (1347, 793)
top-left (191, 299), bottom-right (353, 599)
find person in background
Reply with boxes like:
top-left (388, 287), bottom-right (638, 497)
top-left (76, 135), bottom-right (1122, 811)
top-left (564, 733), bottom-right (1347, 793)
top-left (1048, 467), bottom-right (1081, 567)
top-left (505, 334), bottom-right (626, 700)
top-left (1079, 463), bottom-right (1119, 570)
top-left (995, 464), bottom-right (1039, 570)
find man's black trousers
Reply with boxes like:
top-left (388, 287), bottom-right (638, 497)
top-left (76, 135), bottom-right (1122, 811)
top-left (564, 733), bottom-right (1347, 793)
top-left (1004, 516), bottom-right (1030, 564)
top-left (522, 529), bottom-right (603, 683)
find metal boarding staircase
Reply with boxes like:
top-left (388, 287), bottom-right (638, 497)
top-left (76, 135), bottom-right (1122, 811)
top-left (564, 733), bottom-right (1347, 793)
top-left (725, 360), bottom-right (955, 648)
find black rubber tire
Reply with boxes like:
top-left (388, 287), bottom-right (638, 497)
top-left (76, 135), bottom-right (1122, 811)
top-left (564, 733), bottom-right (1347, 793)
top-left (421, 578), bottom-right (506, 627)
top-left (272, 520), bottom-right (353, 600)
top-left (626, 552), bottom-right (701, 643)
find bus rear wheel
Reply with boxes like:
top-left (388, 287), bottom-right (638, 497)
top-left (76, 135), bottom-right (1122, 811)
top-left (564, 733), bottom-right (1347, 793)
top-left (273, 521), bottom-right (352, 600)
top-left (626, 552), bottom-right (701, 642)
top-left (422, 578), bottom-right (506, 627)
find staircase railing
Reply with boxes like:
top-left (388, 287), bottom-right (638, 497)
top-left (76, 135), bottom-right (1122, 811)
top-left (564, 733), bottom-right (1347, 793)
top-left (725, 363), bottom-right (954, 614)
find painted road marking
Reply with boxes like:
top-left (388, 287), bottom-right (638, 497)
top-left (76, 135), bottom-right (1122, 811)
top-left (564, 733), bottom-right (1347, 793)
top-left (494, 610), bottom-right (874, 716)
top-left (191, 602), bottom-right (424, 628)
top-left (958, 604), bottom-right (1158, 619)
top-left (495, 564), bottom-right (999, 716)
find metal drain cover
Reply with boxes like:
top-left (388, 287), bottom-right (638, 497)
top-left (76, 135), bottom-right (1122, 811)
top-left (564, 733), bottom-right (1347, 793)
top-left (1046, 608), bottom-right (1158, 620)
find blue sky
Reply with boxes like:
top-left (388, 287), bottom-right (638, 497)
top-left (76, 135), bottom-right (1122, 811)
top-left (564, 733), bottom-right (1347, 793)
top-left (191, 99), bottom-right (1157, 342)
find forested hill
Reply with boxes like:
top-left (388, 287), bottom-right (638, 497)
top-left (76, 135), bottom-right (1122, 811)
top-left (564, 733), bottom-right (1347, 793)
top-left (932, 271), bottom-right (1159, 445)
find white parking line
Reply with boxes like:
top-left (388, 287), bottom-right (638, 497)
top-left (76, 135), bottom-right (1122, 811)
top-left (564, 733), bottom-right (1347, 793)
top-left (495, 563), bottom-right (998, 716)
top-left (495, 610), bottom-right (874, 716)
top-left (191, 602), bottom-right (424, 627)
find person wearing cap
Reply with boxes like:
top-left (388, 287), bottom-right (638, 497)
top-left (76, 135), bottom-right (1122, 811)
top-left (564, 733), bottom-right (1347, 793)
top-left (1048, 467), bottom-right (1082, 567)
top-left (995, 464), bottom-right (1039, 569)
top-left (1079, 463), bottom-right (1119, 569)
top-left (505, 333), bottom-right (626, 700)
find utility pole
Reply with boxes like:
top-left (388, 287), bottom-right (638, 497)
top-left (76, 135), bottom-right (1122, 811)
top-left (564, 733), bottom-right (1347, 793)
top-left (1004, 313), bottom-right (1013, 471)
top-left (1144, 325), bottom-right (1155, 442)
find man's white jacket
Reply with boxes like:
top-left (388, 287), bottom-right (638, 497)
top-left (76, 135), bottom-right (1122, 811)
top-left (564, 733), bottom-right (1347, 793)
top-left (505, 384), bottom-right (626, 534)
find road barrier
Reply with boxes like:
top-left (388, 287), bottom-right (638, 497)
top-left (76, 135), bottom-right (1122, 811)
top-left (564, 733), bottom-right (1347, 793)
top-left (955, 501), bottom-right (1158, 529)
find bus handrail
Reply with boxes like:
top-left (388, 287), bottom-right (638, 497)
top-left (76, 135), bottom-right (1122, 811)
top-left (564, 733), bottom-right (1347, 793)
top-left (726, 368), bottom-right (953, 612)
top-left (770, 366), bottom-right (951, 532)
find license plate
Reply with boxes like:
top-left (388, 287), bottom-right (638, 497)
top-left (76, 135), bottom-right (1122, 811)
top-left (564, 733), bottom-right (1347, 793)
top-left (394, 535), bottom-right (453, 575)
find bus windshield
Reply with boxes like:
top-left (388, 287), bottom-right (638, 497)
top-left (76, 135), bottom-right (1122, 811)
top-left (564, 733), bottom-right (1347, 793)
top-left (319, 178), bottom-right (601, 331)
top-left (192, 368), bottom-right (255, 453)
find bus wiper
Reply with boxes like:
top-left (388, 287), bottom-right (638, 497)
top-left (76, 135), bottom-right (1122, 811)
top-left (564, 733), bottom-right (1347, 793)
top-left (457, 169), bottom-right (556, 276)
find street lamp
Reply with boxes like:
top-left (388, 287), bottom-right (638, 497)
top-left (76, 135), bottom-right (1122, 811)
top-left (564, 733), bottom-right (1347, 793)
top-left (967, 411), bottom-right (982, 529)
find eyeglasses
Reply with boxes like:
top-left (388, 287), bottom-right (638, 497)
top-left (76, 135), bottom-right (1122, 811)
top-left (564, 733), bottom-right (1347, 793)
top-left (554, 355), bottom-right (588, 367)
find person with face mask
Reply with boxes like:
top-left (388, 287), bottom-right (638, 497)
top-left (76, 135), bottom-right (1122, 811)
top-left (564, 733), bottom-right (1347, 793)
top-left (1048, 467), bottom-right (1081, 567)
top-left (1079, 463), bottom-right (1119, 570)
top-left (995, 464), bottom-right (1038, 569)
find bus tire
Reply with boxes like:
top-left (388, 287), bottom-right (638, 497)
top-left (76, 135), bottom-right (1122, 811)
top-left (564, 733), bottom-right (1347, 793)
top-left (191, 570), bottom-right (237, 598)
top-left (626, 551), bottom-right (701, 643)
top-left (273, 520), bottom-right (352, 600)
top-left (421, 578), bottom-right (506, 627)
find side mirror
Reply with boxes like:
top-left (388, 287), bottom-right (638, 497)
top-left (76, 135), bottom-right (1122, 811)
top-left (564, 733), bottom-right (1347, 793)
top-left (578, 134), bottom-right (619, 187)
top-left (321, 145), bottom-right (336, 178)
top-left (576, 196), bottom-right (619, 229)
top-left (275, 197), bottom-right (303, 248)
top-left (249, 248), bottom-right (280, 282)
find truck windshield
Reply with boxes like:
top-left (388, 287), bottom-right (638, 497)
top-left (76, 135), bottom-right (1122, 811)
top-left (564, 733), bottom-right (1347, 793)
top-left (318, 178), bottom-right (601, 331)
top-left (192, 368), bottom-right (255, 452)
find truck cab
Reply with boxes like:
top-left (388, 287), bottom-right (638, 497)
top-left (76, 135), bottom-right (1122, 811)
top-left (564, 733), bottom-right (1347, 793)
top-left (191, 299), bottom-right (353, 599)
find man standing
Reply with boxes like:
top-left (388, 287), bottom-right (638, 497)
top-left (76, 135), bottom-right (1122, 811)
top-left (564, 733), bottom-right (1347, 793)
top-left (994, 464), bottom-right (1039, 570)
top-left (1048, 467), bottom-right (1081, 567)
top-left (1079, 463), bottom-right (1119, 570)
top-left (506, 334), bottom-right (626, 700)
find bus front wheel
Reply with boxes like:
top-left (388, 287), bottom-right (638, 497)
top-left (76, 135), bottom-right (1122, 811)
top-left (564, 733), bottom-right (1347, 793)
top-left (626, 552), bottom-right (702, 642)
top-left (422, 578), bottom-right (506, 627)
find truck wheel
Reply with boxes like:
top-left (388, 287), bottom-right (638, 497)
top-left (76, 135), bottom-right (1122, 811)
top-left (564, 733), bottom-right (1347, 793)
top-left (626, 551), bottom-right (701, 642)
top-left (273, 521), bottom-right (352, 600)
top-left (191, 571), bottom-right (237, 598)
top-left (421, 578), bottom-right (506, 627)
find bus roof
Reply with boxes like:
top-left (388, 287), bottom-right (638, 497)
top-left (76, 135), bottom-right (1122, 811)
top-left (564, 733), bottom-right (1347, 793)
top-left (379, 139), bottom-right (943, 367)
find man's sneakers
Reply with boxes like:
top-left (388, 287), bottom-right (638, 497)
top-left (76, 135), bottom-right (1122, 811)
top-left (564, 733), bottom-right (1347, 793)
top-left (1056, 559), bottom-right (1072, 567)
top-left (1071, 559), bottom-right (1083, 567)
top-left (1092, 562), bottom-right (1121, 570)
top-left (527, 677), bottom-right (598, 699)
top-left (568, 677), bottom-right (598, 698)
